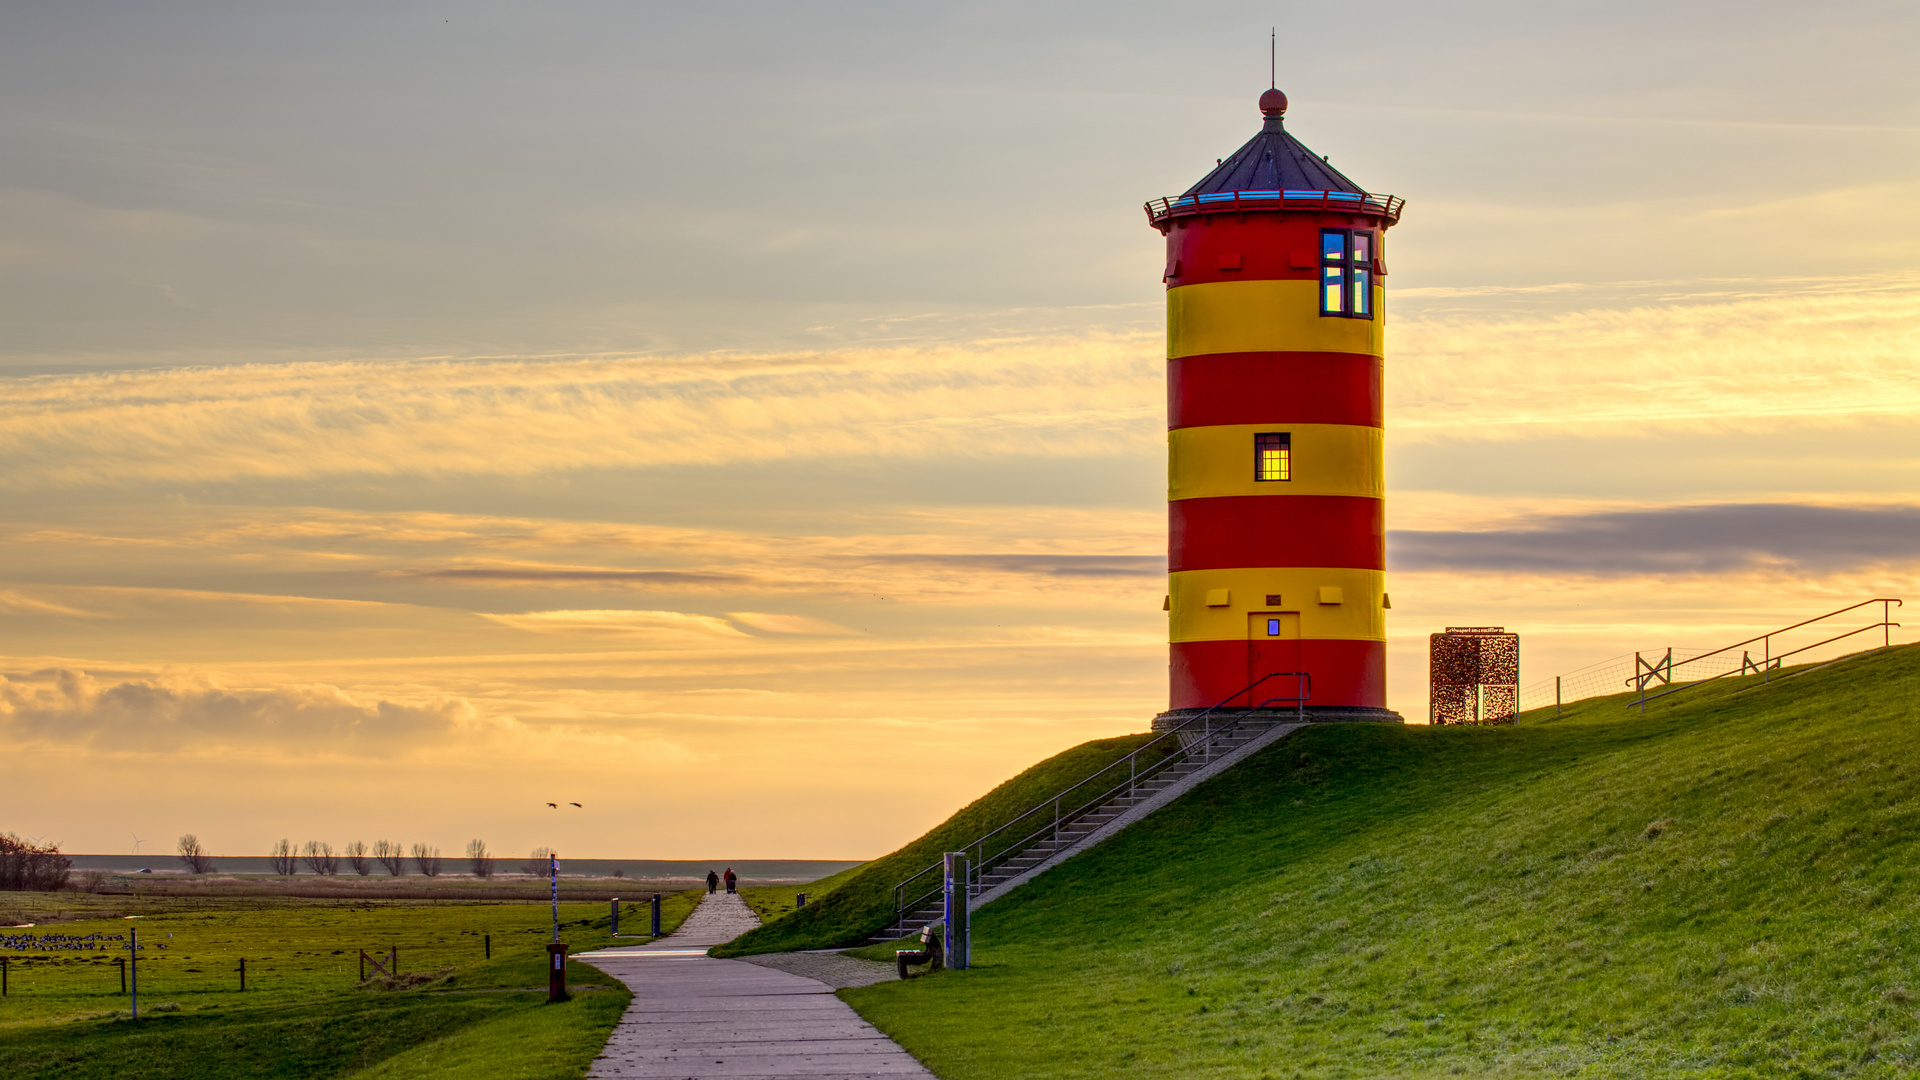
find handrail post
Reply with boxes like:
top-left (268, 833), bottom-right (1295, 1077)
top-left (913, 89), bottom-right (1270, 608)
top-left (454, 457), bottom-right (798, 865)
top-left (1764, 635), bottom-right (1771, 683)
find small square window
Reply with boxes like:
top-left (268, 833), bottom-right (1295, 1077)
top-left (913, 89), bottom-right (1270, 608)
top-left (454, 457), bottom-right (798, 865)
top-left (1266, 618), bottom-right (1281, 636)
top-left (1254, 432), bottom-right (1290, 482)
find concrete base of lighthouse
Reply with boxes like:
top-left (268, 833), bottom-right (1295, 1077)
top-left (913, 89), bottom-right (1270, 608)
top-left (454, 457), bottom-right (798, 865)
top-left (1152, 706), bottom-right (1403, 743)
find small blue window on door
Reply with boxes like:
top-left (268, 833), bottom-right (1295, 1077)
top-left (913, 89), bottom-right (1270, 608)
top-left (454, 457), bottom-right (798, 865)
top-left (1266, 618), bottom-right (1281, 636)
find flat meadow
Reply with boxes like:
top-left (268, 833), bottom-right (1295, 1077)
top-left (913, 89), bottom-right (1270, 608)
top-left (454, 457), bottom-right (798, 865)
top-left (0, 877), bottom-right (702, 1079)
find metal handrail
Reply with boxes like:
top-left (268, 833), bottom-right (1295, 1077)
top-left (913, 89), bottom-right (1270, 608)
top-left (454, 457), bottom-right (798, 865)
top-left (1630, 598), bottom-right (1902, 712)
top-left (889, 672), bottom-right (1310, 930)
top-left (1143, 189), bottom-right (1405, 227)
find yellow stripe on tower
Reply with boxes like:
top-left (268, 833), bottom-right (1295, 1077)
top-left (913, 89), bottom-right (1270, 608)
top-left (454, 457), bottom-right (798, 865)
top-left (1169, 568), bottom-right (1386, 643)
top-left (1168, 280), bottom-right (1386, 359)
top-left (1169, 423), bottom-right (1383, 501)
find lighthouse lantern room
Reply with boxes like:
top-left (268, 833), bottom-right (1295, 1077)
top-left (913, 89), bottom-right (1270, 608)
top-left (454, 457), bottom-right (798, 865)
top-left (1147, 88), bottom-right (1404, 726)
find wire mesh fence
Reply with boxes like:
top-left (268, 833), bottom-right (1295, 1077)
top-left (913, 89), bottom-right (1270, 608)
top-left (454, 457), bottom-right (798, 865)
top-left (1517, 648), bottom-right (1761, 714)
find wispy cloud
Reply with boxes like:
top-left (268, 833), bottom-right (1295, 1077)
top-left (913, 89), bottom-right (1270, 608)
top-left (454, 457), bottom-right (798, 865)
top-left (867, 554), bottom-right (1164, 577)
top-left (405, 568), bottom-right (747, 586)
top-left (477, 609), bottom-right (750, 639)
top-left (1393, 279), bottom-right (1920, 439)
top-left (0, 338), bottom-right (1161, 489)
top-left (725, 612), bottom-right (861, 635)
top-left (0, 668), bottom-right (476, 751)
top-left (1391, 502), bottom-right (1920, 576)
top-left (0, 590), bottom-right (96, 617)
top-left (4, 277), bottom-right (1915, 492)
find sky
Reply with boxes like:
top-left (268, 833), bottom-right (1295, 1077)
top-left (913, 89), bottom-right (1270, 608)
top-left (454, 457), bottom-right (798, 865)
top-left (2, 0), bottom-right (1917, 863)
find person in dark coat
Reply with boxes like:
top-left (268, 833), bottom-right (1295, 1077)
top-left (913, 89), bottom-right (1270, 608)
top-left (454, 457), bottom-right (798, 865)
top-left (724, 867), bottom-right (737, 893)
top-left (706, 869), bottom-right (719, 894)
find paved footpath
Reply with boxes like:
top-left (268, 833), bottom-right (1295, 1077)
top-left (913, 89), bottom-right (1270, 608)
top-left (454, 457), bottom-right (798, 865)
top-left (576, 891), bottom-right (934, 1079)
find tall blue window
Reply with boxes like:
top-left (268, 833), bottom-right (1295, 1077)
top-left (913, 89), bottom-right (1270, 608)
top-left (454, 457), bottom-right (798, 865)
top-left (1320, 229), bottom-right (1374, 319)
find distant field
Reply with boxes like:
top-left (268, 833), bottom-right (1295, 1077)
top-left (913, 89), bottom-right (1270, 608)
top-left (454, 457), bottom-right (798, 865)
top-left (62, 856), bottom-right (864, 884)
top-left (843, 644), bottom-right (1920, 1079)
top-left (17, 872), bottom-right (702, 911)
top-left (0, 887), bottom-right (703, 1079)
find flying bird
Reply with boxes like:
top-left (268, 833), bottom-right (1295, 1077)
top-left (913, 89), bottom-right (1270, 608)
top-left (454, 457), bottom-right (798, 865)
top-left (570, 802), bottom-right (582, 808)
top-left (545, 802), bottom-right (557, 808)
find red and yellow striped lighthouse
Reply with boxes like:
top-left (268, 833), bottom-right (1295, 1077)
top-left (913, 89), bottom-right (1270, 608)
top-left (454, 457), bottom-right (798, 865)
top-left (1148, 88), bottom-right (1403, 725)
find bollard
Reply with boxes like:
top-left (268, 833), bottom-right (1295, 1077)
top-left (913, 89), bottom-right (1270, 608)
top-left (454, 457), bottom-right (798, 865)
top-left (796, 892), bottom-right (807, 908)
top-left (238, 957), bottom-right (246, 992)
top-left (485, 933), bottom-right (491, 960)
top-left (650, 893), bottom-right (661, 937)
top-left (943, 852), bottom-right (970, 971)
top-left (610, 897), bottom-right (621, 936)
top-left (546, 942), bottom-right (570, 1002)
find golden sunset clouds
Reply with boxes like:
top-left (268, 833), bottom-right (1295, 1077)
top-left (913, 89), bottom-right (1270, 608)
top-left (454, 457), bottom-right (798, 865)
top-left (4, 274), bottom-right (1918, 858)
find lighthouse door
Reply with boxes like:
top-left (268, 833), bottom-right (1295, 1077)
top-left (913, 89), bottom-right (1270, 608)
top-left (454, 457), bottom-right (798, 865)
top-left (1247, 612), bottom-right (1302, 706)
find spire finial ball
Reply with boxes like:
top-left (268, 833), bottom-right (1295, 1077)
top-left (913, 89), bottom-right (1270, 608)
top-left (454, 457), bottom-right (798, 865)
top-left (1259, 87), bottom-right (1287, 117)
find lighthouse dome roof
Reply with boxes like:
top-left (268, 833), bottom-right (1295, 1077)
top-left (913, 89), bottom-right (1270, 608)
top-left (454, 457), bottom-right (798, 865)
top-left (1181, 93), bottom-right (1368, 198)
top-left (1144, 92), bottom-right (1403, 228)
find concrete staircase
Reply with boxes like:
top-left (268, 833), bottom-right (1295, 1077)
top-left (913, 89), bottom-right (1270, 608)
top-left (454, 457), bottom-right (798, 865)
top-left (875, 696), bottom-right (1310, 941)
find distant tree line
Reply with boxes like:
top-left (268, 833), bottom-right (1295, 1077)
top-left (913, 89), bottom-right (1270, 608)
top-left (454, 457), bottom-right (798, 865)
top-left (260, 839), bottom-right (472, 877)
top-left (0, 833), bottom-right (71, 892)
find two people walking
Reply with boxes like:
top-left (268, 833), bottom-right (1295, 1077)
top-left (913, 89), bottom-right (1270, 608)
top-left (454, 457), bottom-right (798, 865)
top-left (705, 867), bottom-right (738, 894)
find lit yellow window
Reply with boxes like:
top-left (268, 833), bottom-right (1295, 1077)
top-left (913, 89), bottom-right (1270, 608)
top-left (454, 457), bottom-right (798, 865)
top-left (1255, 432), bottom-right (1290, 481)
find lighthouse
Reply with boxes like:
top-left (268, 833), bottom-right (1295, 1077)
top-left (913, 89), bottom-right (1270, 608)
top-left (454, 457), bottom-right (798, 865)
top-left (1148, 88), bottom-right (1403, 725)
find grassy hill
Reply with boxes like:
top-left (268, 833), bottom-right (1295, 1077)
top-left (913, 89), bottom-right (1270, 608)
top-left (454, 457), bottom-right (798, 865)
top-left (714, 733), bottom-right (1164, 956)
top-left (842, 643), bottom-right (1920, 1079)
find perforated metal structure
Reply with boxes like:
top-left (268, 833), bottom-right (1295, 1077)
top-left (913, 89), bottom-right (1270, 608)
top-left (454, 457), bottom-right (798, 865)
top-left (1430, 627), bottom-right (1519, 725)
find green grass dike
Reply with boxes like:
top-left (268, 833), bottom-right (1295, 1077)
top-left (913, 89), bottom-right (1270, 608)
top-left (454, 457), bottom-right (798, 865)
top-left (713, 733), bottom-right (1165, 957)
top-left (835, 643), bottom-right (1920, 1079)
top-left (0, 889), bottom-right (703, 1079)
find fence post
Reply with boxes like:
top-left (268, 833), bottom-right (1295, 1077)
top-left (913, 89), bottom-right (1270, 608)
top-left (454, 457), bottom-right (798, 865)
top-left (485, 934), bottom-right (491, 959)
top-left (1764, 636), bottom-right (1771, 683)
top-left (1555, 675), bottom-right (1562, 716)
top-left (651, 893), bottom-right (661, 937)
top-left (610, 898), bottom-right (620, 937)
top-left (3, 956), bottom-right (8, 996)
top-left (238, 957), bottom-right (245, 992)
top-left (129, 928), bottom-right (138, 1019)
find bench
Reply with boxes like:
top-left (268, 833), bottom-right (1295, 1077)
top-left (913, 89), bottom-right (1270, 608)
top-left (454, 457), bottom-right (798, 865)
top-left (895, 925), bottom-right (944, 979)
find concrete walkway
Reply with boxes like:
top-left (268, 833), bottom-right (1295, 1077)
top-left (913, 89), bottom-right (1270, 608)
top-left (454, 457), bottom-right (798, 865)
top-left (577, 892), bottom-right (933, 1079)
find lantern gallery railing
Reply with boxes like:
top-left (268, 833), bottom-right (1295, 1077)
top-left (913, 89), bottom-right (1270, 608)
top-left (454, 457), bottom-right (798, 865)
top-left (1144, 189), bottom-right (1405, 226)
